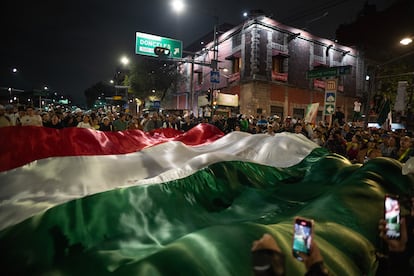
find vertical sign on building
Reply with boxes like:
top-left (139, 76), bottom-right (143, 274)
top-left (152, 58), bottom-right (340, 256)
top-left (324, 79), bottom-right (337, 116)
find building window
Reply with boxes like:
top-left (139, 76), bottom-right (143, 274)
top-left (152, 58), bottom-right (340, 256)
top-left (232, 33), bottom-right (242, 48)
top-left (270, 105), bottom-right (283, 119)
top-left (272, 56), bottom-right (285, 73)
top-left (272, 54), bottom-right (288, 82)
top-left (233, 57), bottom-right (241, 73)
top-left (293, 108), bottom-right (304, 119)
top-left (313, 44), bottom-right (326, 67)
top-left (272, 31), bottom-right (284, 45)
top-left (333, 51), bottom-right (342, 63)
top-left (314, 44), bottom-right (323, 56)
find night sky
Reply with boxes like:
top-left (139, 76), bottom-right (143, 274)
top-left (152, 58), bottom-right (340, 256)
top-left (1, 0), bottom-right (397, 105)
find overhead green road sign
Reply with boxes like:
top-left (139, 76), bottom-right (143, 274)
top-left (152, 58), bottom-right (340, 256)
top-left (33, 90), bottom-right (48, 97)
top-left (135, 32), bottom-right (182, 59)
top-left (306, 65), bottom-right (352, 79)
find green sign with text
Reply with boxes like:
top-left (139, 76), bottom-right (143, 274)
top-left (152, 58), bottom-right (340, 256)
top-left (135, 32), bottom-right (182, 59)
top-left (306, 65), bottom-right (352, 79)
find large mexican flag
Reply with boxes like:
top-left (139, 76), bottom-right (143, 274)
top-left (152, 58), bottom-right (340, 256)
top-left (0, 124), bottom-right (413, 275)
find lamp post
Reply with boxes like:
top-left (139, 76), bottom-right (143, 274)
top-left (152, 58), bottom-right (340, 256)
top-left (171, 0), bottom-right (219, 116)
top-left (116, 56), bottom-right (130, 111)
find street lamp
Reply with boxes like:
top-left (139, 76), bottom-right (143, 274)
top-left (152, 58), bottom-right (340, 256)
top-left (120, 56), bottom-right (129, 66)
top-left (171, 0), bottom-right (185, 13)
top-left (116, 56), bottom-right (131, 110)
top-left (400, 37), bottom-right (413, 46)
top-left (170, 0), bottom-right (219, 115)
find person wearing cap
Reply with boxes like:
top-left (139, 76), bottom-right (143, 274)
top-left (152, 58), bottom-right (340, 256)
top-left (397, 136), bottom-right (414, 163)
top-left (238, 114), bottom-right (249, 132)
top-left (0, 105), bottom-right (11, 127)
top-left (99, 116), bottom-right (113, 131)
top-left (256, 115), bottom-right (268, 132)
top-left (265, 124), bottom-right (276, 136)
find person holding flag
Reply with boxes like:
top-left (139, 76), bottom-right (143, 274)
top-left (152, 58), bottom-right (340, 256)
top-left (377, 95), bottom-right (392, 130)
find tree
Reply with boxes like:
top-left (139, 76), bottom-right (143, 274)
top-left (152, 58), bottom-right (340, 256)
top-left (336, 0), bottom-right (414, 128)
top-left (127, 56), bottom-right (185, 104)
top-left (84, 81), bottom-right (115, 109)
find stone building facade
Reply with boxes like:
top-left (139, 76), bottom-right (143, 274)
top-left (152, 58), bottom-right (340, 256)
top-left (173, 15), bottom-right (366, 121)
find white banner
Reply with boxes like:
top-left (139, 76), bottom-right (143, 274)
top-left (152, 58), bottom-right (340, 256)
top-left (394, 81), bottom-right (408, 112)
top-left (217, 93), bottom-right (239, 107)
top-left (304, 103), bottom-right (320, 124)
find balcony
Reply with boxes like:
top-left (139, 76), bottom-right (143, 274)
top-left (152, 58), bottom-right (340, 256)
top-left (272, 72), bottom-right (288, 82)
top-left (228, 72), bottom-right (240, 83)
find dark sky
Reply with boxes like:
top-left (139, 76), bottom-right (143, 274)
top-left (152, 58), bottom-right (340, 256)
top-left (1, 0), bottom-right (397, 105)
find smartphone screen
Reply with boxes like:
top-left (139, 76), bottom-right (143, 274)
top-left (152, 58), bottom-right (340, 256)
top-left (292, 217), bottom-right (313, 261)
top-left (385, 195), bottom-right (401, 239)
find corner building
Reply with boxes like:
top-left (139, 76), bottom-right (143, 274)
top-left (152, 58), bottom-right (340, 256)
top-left (175, 15), bottom-right (366, 121)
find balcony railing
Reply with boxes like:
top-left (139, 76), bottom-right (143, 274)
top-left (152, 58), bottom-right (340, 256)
top-left (272, 72), bottom-right (288, 82)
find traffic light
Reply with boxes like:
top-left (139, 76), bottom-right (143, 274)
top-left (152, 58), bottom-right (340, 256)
top-left (154, 47), bottom-right (171, 57)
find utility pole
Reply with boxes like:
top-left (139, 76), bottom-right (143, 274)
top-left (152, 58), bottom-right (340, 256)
top-left (210, 15), bottom-right (220, 116)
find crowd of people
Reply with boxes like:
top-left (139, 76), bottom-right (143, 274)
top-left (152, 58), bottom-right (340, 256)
top-left (1, 104), bottom-right (413, 165)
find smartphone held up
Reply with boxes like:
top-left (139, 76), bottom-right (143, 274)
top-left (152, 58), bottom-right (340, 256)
top-left (292, 217), bottom-right (313, 261)
top-left (384, 194), bottom-right (401, 239)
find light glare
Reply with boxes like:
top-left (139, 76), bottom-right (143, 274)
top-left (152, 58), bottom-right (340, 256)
top-left (400, 37), bottom-right (413, 46)
top-left (120, 56), bottom-right (129, 65)
top-left (171, 0), bottom-right (185, 13)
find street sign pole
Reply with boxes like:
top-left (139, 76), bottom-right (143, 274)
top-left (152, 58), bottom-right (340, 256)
top-left (324, 79), bottom-right (338, 127)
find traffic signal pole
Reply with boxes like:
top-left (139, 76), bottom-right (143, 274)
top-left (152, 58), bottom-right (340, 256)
top-left (189, 56), bottom-right (194, 111)
top-left (154, 14), bottom-right (220, 117)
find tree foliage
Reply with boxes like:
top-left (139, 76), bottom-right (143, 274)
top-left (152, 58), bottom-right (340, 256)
top-left (127, 56), bottom-right (185, 102)
top-left (84, 81), bottom-right (115, 108)
top-left (375, 62), bottom-right (414, 110)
